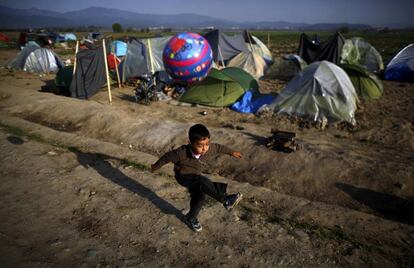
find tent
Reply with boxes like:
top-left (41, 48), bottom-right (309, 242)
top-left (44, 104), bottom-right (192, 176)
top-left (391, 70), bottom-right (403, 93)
top-left (265, 54), bottom-right (307, 81)
top-left (119, 37), bottom-right (171, 82)
top-left (143, 36), bottom-right (171, 73)
top-left (179, 67), bottom-right (258, 107)
top-left (55, 65), bottom-right (73, 89)
top-left (341, 37), bottom-right (384, 73)
top-left (227, 51), bottom-right (266, 80)
top-left (119, 39), bottom-right (149, 82)
top-left (0, 33), bottom-right (12, 48)
top-left (64, 33), bottom-right (77, 41)
top-left (111, 40), bottom-right (127, 57)
top-left (299, 32), bottom-right (345, 65)
top-left (203, 29), bottom-right (248, 65)
top-left (242, 30), bottom-right (273, 64)
top-left (87, 32), bottom-right (102, 42)
top-left (231, 90), bottom-right (276, 113)
top-left (341, 64), bottom-right (383, 100)
top-left (263, 61), bottom-right (358, 124)
top-left (0, 33), bottom-right (11, 42)
top-left (7, 43), bottom-right (63, 73)
top-left (385, 44), bottom-right (414, 82)
top-left (70, 45), bottom-right (107, 99)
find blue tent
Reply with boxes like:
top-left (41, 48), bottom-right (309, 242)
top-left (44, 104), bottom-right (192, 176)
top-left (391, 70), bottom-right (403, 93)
top-left (385, 44), bottom-right (414, 82)
top-left (231, 90), bottom-right (276, 113)
top-left (111, 40), bottom-right (127, 57)
top-left (64, 33), bottom-right (77, 41)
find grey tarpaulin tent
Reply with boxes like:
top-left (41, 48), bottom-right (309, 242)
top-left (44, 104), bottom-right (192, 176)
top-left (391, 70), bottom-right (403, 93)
top-left (203, 29), bottom-right (248, 65)
top-left (120, 39), bottom-right (149, 82)
top-left (120, 36), bottom-right (172, 82)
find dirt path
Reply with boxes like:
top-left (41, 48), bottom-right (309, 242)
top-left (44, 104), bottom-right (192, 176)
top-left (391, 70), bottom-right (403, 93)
top-left (1, 115), bottom-right (413, 267)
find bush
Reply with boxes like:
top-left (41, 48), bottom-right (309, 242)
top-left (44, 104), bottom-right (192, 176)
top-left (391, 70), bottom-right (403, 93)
top-left (112, 23), bottom-right (124, 33)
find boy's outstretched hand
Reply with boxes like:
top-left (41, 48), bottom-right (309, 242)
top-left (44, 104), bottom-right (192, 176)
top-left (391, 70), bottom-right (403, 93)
top-left (232, 151), bottom-right (243, 158)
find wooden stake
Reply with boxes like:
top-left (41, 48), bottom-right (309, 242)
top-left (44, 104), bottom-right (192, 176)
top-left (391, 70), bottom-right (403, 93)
top-left (246, 29), bottom-right (254, 52)
top-left (267, 32), bottom-right (270, 48)
top-left (147, 39), bottom-right (155, 74)
top-left (73, 40), bottom-right (79, 76)
top-left (147, 38), bottom-right (157, 86)
top-left (102, 39), bottom-right (112, 104)
top-left (115, 55), bottom-right (122, 88)
top-left (218, 46), bottom-right (225, 67)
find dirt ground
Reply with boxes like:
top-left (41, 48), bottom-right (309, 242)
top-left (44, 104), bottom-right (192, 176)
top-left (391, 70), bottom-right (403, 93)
top-left (0, 48), bottom-right (413, 267)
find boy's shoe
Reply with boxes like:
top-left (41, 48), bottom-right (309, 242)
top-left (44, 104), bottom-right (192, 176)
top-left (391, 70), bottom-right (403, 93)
top-left (224, 192), bottom-right (243, 211)
top-left (186, 216), bottom-right (202, 232)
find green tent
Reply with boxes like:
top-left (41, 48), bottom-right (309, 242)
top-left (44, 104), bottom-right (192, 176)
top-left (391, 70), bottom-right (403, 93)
top-left (341, 37), bottom-right (384, 73)
top-left (179, 67), bottom-right (258, 107)
top-left (341, 64), bottom-right (383, 100)
top-left (55, 65), bottom-right (73, 89)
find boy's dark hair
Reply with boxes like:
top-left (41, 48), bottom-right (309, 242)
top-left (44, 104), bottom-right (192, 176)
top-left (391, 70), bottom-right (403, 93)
top-left (189, 124), bottom-right (210, 142)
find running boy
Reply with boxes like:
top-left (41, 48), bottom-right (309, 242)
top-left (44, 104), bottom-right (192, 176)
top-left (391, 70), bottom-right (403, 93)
top-left (151, 124), bottom-right (243, 232)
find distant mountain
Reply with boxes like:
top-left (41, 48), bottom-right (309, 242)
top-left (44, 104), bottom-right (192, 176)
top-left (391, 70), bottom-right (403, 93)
top-left (0, 5), bottom-right (373, 30)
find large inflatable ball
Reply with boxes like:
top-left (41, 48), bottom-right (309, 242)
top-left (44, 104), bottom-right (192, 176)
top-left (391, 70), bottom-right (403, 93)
top-left (163, 32), bottom-right (213, 84)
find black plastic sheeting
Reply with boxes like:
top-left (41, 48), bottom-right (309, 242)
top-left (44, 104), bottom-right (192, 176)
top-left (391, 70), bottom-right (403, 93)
top-left (70, 46), bottom-right (106, 99)
top-left (298, 32), bottom-right (345, 65)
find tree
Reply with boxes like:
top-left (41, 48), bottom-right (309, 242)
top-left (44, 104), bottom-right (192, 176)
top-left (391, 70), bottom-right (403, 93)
top-left (112, 23), bottom-right (124, 33)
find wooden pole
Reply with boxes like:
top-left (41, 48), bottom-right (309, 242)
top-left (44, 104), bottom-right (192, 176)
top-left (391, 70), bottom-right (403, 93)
top-left (246, 29), bottom-right (254, 52)
top-left (218, 46), bottom-right (225, 67)
top-left (115, 55), bottom-right (122, 88)
top-left (147, 39), bottom-right (155, 74)
top-left (267, 32), bottom-right (270, 48)
top-left (102, 39), bottom-right (112, 104)
top-left (147, 38), bottom-right (157, 86)
top-left (73, 40), bottom-right (79, 76)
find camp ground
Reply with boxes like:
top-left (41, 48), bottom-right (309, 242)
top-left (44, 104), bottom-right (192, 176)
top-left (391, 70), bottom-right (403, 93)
top-left (0, 22), bottom-right (414, 268)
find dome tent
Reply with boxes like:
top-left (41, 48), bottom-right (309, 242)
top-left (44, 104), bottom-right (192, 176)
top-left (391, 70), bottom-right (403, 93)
top-left (7, 43), bottom-right (63, 73)
top-left (341, 37), bottom-right (384, 73)
top-left (242, 30), bottom-right (273, 64)
top-left (265, 54), bottom-right (308, 81)
top-left (55, 65), bottom-right (73, 89)
top-left (341, 63), bottom-right (383, 100)
top-left (385, 43), bottom-right (414, 82)
top-left (227, 51), bottom-right (267, 80)
top-left (263, 61), bottom-right (358, 124)
top-left (64, 33), bottom-right (77, 41)
top-left (179, 67), bottom-right (258, 107)
top-left (203, 29), bottom-right (248, 65)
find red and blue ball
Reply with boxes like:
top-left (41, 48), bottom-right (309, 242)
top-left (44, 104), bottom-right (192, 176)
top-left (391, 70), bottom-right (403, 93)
top-left (163, 32), bottom-right (213, 84)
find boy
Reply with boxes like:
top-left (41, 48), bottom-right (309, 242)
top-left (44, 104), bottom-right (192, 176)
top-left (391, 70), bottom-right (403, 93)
top-left (151, 124), bottom-right (243, 232)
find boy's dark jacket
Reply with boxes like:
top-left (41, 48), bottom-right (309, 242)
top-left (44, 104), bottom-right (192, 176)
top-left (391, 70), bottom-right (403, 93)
top-left (152, 143), bottom-right (233, 178)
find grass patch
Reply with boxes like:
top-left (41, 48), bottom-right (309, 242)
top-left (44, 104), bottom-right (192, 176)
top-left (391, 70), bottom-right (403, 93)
top-left (0, 122), bottom-right (160, 176)
top-left (239, 202), bottom-right (364, 248)
top-left (267, 214), bottom-right (364, 249)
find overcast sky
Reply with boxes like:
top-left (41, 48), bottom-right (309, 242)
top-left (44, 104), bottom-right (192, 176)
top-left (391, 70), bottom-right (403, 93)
top-left (1, 0), bottom-right (413, 27)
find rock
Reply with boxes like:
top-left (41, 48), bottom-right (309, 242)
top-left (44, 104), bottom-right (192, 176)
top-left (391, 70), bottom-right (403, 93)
top-left (86, 249), bottom-right (97, 258)
top-left (47, 151), bottom-right (57, 156)
top-left (294, 230), bottom-right (309, 241)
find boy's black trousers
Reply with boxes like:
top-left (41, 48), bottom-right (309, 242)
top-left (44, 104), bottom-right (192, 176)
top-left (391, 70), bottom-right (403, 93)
top-left (176, 174), bottom-right (227, 220)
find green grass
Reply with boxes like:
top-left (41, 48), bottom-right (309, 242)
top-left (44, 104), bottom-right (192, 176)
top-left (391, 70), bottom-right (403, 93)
top-left (0, 122), bottom-right (154, 174)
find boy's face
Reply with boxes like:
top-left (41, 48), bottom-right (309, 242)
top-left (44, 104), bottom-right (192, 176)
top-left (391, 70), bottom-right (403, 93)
top-left (190, 137), bottom-right (210, 155)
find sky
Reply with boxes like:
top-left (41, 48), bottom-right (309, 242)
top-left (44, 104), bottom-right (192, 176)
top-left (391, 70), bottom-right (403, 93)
top-left (1, 0), bottom-right (413, 27)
